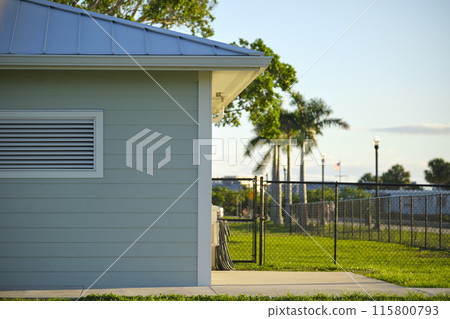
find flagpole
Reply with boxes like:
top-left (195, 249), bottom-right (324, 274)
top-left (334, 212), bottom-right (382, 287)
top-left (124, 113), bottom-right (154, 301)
top-left (334, 161), bottom-right (346, 182)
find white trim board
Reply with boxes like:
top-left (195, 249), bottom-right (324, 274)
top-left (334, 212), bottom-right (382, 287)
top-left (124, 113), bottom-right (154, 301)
top-left (197, 71), bottom-right (212, 286)
top-left (0, 55), bottom-right (272, 70)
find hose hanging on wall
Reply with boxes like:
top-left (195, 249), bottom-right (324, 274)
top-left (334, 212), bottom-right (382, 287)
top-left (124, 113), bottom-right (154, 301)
top-left (215, 220), bottom-right (234, 270)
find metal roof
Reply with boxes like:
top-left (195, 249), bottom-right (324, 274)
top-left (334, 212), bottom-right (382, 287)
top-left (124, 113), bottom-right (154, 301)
top-left (0, 0), bottom-right (263, 56)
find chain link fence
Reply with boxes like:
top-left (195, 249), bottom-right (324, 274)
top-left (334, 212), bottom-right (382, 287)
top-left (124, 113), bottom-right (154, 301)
top-left (213, 177), bottom-right (450, 286)
top-left (262, 180), bottom-right (449, 287)
top-left (212, 178), bottom-right (258, 264)
top-left (288, 184), bottom-right (449, 250)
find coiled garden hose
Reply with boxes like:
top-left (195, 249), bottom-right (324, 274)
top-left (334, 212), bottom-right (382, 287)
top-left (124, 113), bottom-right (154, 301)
top-left (215, 220), bottom-right (234, 270)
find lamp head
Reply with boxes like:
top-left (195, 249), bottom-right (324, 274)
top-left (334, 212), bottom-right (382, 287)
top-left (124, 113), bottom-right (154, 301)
top-left (373, 136), bottom-right (380, 149)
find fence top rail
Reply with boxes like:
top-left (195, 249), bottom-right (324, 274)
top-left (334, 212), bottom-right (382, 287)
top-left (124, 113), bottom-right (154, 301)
top-left (289, 193), bottom-right (449, 207)
top-left (264, 180), bottom-right (449, 189)
top-left (213, 177), bottom-right (255, 181)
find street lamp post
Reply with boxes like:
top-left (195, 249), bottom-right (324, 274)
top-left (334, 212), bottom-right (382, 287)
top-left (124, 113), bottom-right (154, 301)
top-left (321, 153), bottom-right (326, 233)
top-left (283, 165), bottom-right (287, 207)
top-left (374, 136), bottom-right (380, 198)
top-left (321, 153), bottom-right (326, 203)
top-left (374, 136), bottom-right (381, 237)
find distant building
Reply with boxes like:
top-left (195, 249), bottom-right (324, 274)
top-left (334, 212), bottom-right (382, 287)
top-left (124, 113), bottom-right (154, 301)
top-left (213, 175), bottom-right (254, 191)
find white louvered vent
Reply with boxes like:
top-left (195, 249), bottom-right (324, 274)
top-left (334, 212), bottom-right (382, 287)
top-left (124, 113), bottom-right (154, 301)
top-left (0, 111), bottom-right (103, 178)
top-left (0, 119), bottom-right (95, 170)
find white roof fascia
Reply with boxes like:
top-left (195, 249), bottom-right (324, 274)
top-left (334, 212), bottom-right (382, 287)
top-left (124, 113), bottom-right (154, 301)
top-left (0, 55), bottom-right (272, 70)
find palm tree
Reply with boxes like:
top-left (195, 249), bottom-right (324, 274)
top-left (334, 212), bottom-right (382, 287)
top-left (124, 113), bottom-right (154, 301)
top-left (288, 91), bottom-right (350, 203)
top-left (244, 125), bottom-right (284, 224)
top-left (278, 108), bottom-right (297, 215)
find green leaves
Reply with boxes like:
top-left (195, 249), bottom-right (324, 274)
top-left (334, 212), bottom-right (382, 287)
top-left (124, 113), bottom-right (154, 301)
top-left (305, 186), bottom-right (371, 203)
top-left (381, 164), bottom-right (411, 187)
top-left (52, 0), bottom-right (218, 37)
top-left (220, 39), bottom-right (297, 139)
top-left (139, 0), bottom-right (217, 37)
top-left (359, 164), bottom-right (412, 188)
top-left (358, 172), bottom-right (376, 184)
top-left (424, 158), bottom-right (450, 185)
top-left (212, 186), bottom-right (250, 216)
top-left (285, 91), bottom-right (350, 149)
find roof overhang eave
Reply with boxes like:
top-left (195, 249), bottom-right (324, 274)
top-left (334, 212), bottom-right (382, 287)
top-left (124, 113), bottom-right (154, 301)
top-left (0, 55), bottom-right (272, 71)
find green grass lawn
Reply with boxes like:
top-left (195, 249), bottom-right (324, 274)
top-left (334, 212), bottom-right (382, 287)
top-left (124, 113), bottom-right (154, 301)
top-left (298, 222), bottom-right (449, 250)
top-left (3, 292), bottom-right (449, 301)
top-left (226, 222), bottom-right (450, 288)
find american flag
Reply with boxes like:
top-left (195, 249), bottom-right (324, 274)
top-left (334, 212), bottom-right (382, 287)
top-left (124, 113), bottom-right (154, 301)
top-left (334, 162), bottom-right (341, 171)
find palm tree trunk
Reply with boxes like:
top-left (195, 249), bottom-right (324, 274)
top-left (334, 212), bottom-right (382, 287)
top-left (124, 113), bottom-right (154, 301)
top-left (276, 144), bottom-right (284, 225)
top-left (287, 139), bottom-right (292, 205)
top-left (299, 141), bottom-right (307, 204)
top-left (285, 139), bottom-right (292, 227)
top-left (270, 145), bottom-right (277, 223)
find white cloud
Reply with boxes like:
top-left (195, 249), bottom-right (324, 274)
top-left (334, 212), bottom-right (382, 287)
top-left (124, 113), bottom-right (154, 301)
top-left (372, 123), bottom-right (450, 135)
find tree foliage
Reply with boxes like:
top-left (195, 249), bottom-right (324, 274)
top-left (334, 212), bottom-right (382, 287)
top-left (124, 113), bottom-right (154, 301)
top-left (211, 186), bottom-right (250, 216)
top-left (339, 186), bottom-right (372, 200)
top-left (424, 158), bottom-right (450, 185)
top-left (381, 164), bottom-right (411, 188)
top-left (359, 165), bottom-right (411, 189)
top-left (53, 0), bottom-right (218, 37)
top-left (306, 186), bottom-right (371, 203)
top-left (218, 39), bottom-right (297, 138)
top-left (287, 91), bottom-right (350, 148)
top-left (286, 91), bottom-right (350, 203)
top-left (358, 172), bottom-right (376, 184)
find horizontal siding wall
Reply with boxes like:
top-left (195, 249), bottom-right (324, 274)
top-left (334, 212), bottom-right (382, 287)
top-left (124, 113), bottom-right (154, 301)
top-left (0, 70), bottom-right (199, 289)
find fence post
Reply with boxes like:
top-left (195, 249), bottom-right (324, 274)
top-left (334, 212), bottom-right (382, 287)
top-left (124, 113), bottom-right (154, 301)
top-left (322, 197), bottom-right (325, 237)
top-left (316, 203), bottom-right (322, 236)
top-left (388, 197), bottom-right (391, 243)
top-left (424, 196), bottom-right (428, 249)
top-left (305, 203), bottom-right (309, 230)
top-left (399, 197), bottom-right (402, 244)
top-left (343, 201), bottom-right (346, 239)
top-left (265, 183), bottom-right (269, 221)
top-left (290, 203), bottom-right (293, 234)
top-left (259, 176), bottom-right (264, 266)
top-left (253, 177), bottom-right (258, 263)
top-left (367, 199), bottom-right (372, 241)
top-left (410, 196), bottom-right (414, 247)
top-left (334, 182), bottom-right (338, 265)
top-left (351, 201), bottom-right (354, 239)
top-left (439, 194), bottom-right (443, 250)
top-left (328, 202), bottom-right (332, 237)
top-left (359, 199), bottom-right (362, 239)
top-left (377, 197), bottom-right (381, 242)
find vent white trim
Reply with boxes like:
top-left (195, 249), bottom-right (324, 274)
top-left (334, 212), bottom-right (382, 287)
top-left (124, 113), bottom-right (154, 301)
top-left (0, 110), bottom-right (103, 178)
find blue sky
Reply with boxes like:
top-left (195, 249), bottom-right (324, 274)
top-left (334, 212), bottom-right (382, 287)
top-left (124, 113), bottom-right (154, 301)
top-left (206, 0), bottom-right (450, 183)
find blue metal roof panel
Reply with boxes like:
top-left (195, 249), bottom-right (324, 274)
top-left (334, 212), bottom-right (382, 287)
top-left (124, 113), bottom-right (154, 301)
top-left (146, 32), bottom-right (180, 55)
top-left (113, 24), bottom-right (147, 55)
top-left (0, 0), bottom-right (264, 56)
top-left (45, 7), bottom-right (79, 54)
top-left (181, 38), bottom-right (216, 56)
top-left (11, 0), bottom-right (48, 54)
top-left (79, 15), bottom-right (113, 54)
top-left (0, 0), bottom-right (19, 53)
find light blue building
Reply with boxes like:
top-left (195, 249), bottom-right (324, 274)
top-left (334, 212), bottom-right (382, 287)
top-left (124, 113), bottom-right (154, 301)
top-left (0, 0), bottom-right (271, 289)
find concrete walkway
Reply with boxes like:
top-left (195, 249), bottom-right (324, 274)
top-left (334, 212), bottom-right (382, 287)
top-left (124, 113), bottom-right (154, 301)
top-left (0, 271), bottom-right (449, 299)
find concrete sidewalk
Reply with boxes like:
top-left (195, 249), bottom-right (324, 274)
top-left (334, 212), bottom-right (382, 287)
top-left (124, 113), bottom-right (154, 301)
top-left (0, 271), bottom-right (448, 299)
